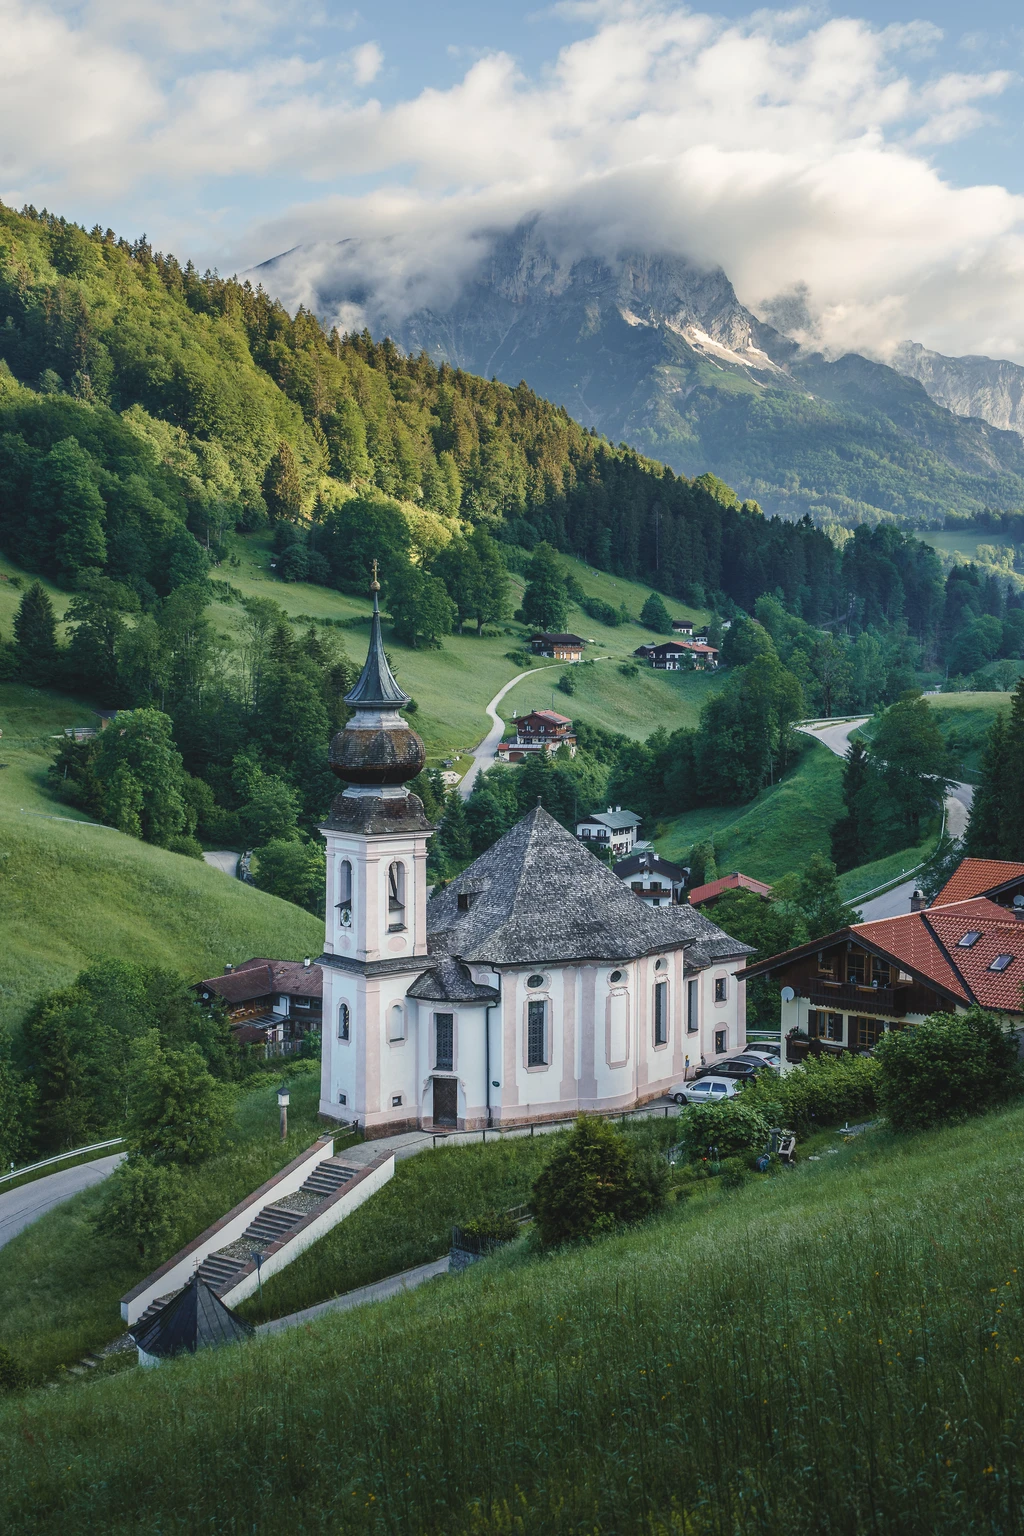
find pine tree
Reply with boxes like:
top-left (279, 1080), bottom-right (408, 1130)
top-left (520, 543), bottom-right (570, 631)
top-left (437, 793), bottom-right (472, 864)
top-left (262, 442), bottom-right (304, 522)
top-left (13, 581), bottom-right (59, 685)
top-left (640, 591), bottom-right (672, 634)
top-left (830, 739), bottom-right (870, 872)
top-left (966, 680), bottom-right (1024, 858)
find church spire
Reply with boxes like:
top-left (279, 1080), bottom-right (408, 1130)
top-left (344, 561), bottom-right (410, 710)
top-left (327, 563), bottom-right (425, 795)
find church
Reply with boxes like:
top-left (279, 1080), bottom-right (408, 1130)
top-left (317, 577), bottom-right (752, 1136)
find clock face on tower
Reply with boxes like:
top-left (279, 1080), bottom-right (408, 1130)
top-left (340, 908), bottom-right (352, 928)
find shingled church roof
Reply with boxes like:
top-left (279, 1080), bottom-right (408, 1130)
top-left (130, 1274), bottom-right (253, 1360)
top-left (427, 805), bottom-right (750, 967)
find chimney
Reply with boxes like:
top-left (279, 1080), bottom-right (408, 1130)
top-left (224, 962), bottom-right (233, 973)
top-left (910, 890), bottom-right (927, 912)
top-left (304, 955), bottom-right (311, 968)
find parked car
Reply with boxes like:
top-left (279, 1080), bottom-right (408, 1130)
top-left (673, 1076), bottom-right (742, 1105)
top-left (743, 1044), bottom-right (780, 1064)
top-left (694, 1057), bottom-right (769, 1082)
top-left (729, 1052), bottom-right (780, 1073)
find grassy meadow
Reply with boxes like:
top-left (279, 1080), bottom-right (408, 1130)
top-left (0, 1064), bottom-right (351, 1379)
top-left (0, 682), bottom-right (322, 1032)
top-left (3, 1106), bottom-right (1024, 1533)
top-left (925, 690), bottom-right (1009, 782)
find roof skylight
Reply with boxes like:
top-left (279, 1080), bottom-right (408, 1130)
top-left (989, 954), bottom-right (1015, 973)
top-left (956, 931), bottom-right (982, 948)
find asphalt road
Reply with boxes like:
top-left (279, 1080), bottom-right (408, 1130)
top-left (202, 850), bottom-right (240, 877)
top-left (457, 662), bottom-right (561, 799)
top-left (796, 716), bottom-right (975, 920)
top-left (0, 1153), bottom-right (125, 1252)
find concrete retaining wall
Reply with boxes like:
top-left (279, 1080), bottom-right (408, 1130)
top-left (121, 1138), bottom-right (337, 1325)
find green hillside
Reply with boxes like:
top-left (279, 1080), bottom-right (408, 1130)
top-left (656, 737), bottom-right (845, 882)
top-left (3, 1106), bottom-right (1023, 1532)
top-left (0, 683), bottom-right (321, 1031)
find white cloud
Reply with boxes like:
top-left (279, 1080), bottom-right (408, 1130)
top-left (3, 0), bottom-right (1024, 361)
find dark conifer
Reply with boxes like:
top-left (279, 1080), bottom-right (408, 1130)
top-left (13, 581), bottom-right (59, 685)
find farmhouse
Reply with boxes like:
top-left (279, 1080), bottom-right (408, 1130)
top-left (530, 632), bottom-right (586, 662)
top-left (575, 807), bottom-right (642, 858)
top-left (689, 872), bottom-right (773, 907)
top-left (196, 957), bottom-right (322, 1051)
top-left (316, 577), bottom-right (751, 1136)
top-left (634, 640), bottom-right (719, 670)
top-left (739, 858), bottom-right (1024, 1072)
top-left (671, 619), bottom-right (694, 634)
top-left (496, 709), bottom-right (577, 762)
top-left (615, 850), bottom-right (688, 907)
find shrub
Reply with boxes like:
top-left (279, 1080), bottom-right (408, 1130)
top-left (743, 1054), bottom-right (881, 1133)
top-left (619, 661), bottom-right (640, 678)
top-left (459, 1211), bottom-right (520, 1244)
top-left (532, 1115), bottom-right (668, 1247)
top-left (557, 670), bottom-right (576, 695)
top-left (875, 1007), bottom-right (1024, 1132)
top-left (0, 1345), bottom-right (28, 1394)
top-left (678, 1098), bottom-right (772, 1162)
top-left (165, 834), bottom-right (204, 860)
top-left (91, 1156), bottom-right (185, 1261)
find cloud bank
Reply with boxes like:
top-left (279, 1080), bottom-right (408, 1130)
top-left (3, 1), bottom-right (1024, 360)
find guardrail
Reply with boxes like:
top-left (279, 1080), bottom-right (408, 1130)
top-left (1, 1137), bottom-right (125, 1187)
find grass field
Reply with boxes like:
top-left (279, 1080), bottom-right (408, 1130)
top-left (656, 737), bottom-right (846, 882)
top-left (918, 528), bottom-right (1021, 564)
top-left (0, 1064), bottom-right (349, 1379)
top-left (926, 691), bottom-right (1008, 781)
top-left (210, 532), bottom-right (716, 759)
top-left (0, 683), bottom-right (322, 1033)
top-left (837, 833), bottom-right (938, 903)
top-left (3, 1105), bottom-right (1024, 1533)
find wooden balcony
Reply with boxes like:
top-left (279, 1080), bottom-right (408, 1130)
top-left (807, 980), bottom-right (906, 1015)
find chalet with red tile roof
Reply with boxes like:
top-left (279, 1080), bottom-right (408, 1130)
top-left (496, 710), bottom-right (577, 762)
top-left (196, 957), bottom-right (322, 1054)
top-left (738, 860), bottom-right (1024, 1070)
top-left (689, 872), bottom-right (773, 907)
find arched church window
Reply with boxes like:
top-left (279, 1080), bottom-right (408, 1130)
top-left (337, 860), bottom-right (352, 928)
top-left (389, 1004), bottom-right (406, 1043)
top-left (388, 862), bottom-right (407, 932)
top-left (338, 1002), bottom-right (350, 1041)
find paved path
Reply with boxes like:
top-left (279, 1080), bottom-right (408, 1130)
top-left (796, 716), bottom-right (975, 919)
top-left (202, 850), bottom-right (240, 877)
top-left (0, 1153), bottom-right (125, 1251)
top-left (457, 664), bottom-right (560, 799)
top-left (256, 1257), bottom-right (450, 1336)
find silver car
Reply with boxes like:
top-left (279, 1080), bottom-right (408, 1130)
top-left (673, 1076), bottom-right (742, 1105)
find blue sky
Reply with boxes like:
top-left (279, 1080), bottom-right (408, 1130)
top-left (4, 1), bottom-right (1024, 358)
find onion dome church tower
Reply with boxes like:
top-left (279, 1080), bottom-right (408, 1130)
top-left (318, 566), bottom-right (434, 1128)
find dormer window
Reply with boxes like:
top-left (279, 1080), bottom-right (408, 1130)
top-left (957, 931), bottom-right (982, 949)
top-left (457, 892), bottom-right (475, 912)
top-left (989, 954), bottom-right (1014, 972)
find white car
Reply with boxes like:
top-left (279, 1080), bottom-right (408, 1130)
top-left (733, 1049), bottom-right (780, 1073)
top-left (673, 1076), bottom-right (742, 1105)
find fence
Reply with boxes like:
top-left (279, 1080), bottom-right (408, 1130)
top-left (1, 1137), bottom-right (125, 1188)
top-left (432, 1101), bottom-right (686, 1149)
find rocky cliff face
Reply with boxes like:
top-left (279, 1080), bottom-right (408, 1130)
top-left (254, 224), bottom-right (1024, 526)
top-left (892, 341), bottom-right (1024, 439)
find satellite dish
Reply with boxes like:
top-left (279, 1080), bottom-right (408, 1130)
top-left (1014, 895), bottom-right (1024, 910)
top-left (780, 986), bottom-right (795, 1003)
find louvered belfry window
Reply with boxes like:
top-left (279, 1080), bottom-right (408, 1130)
top-left (388, 862), bottom-right (406, 932)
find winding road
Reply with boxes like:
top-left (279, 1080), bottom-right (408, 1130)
top-left (0, 1153), bottom-right (125, 1252)
top-left (457, 662), bottom-right (563, 799)
top-left (796, 716), bottom-right (975, 920)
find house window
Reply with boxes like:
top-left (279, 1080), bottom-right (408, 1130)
top-left (457, 892), bottom-right (475, 912)
top-left (687, 978), bottom-right (699, 1033)
top-left (338, 1093), bottom-right (347, 1106)
top-left (871, 957), bottom-right (891, 988)
top-left (527, 973), bottom-right (545, 989)
top-left (852, 1015), bottom-right (881, 1048)
top-left (527, 1000), bottom-right (547, 1066)
top-left (338, 1002), bottom-right (350, 1041)
top-left (654, 981), bottom-right (668, 1046)
top-left (337, 860), bottom-right (352, 928)
top-left (714, 976), bottom-right (727, 1003)
top-left (610, 969), bottom-right (624, 984)
top-left (389, 1004), bottom-right (406, 1043)
top-left (296, 998), bottom-right (311, 1010)
top-left (655, 957), bottom-right (667, 970)
top-left (808, 1010), bottom-right (843, 1041)
top-left (391, 1094), bottom-right (403, 1108)
top-left (388, 862), bottom-right (407, 932)
top-left (846, 951), bottom-right (866, 985)
top-left (714, 1028), bottom-right (727, 1054)
top-left (434, 1013), bottom-right (454, 1071)
top-left (957, 931), bottom-right (982, 949)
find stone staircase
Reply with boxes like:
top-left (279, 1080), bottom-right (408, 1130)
top-left (134, 1156), bottom-right (362, 1328)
